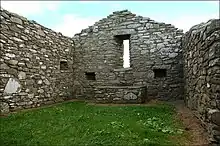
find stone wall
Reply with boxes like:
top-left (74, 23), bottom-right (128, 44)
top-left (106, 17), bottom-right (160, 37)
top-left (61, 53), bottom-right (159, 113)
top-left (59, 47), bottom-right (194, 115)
top-left (183, 19), bottom-right (220, 145)
top-left (73, 10), bottom-right (184, 101)
top-left (0, 8), bottom-right (74, 113)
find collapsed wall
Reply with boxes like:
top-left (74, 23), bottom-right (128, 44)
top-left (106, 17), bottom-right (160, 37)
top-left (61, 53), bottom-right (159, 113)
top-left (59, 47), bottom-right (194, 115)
top-left (73, 10), bottom-right (184, 102)
top-left (0, 8), bottom-right (75, 113)
top-left (183, 19), bottom-right (220, 144)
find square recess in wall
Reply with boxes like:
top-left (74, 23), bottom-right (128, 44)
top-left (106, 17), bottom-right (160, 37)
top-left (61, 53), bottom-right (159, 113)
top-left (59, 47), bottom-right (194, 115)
top-left (60, 60), bottom-right (68, 70)
top-left (153, 69), bottom-right (167, 78)
top-left (85, 72), bottom-right (96, 80)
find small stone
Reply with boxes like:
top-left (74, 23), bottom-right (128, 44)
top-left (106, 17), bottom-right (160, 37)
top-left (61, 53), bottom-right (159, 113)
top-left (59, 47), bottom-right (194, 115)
top-left (8, 60), bottom-right (18, 65)
top-left (5, 53), bottom-right (15, 58)
top-left (150, 48), bottom-right (156, 52)
top-left (41, 65), bottom-right (46, 70)
top-left (25, 89), bottom-right (30, 93)
top-left (193, 64), bottom-right (197, 75)
top-left (38, 89), bottom-right (44, 94)
top-left (0, 63), bottom-right (10, 69)
top-left (21, 36), bottom-right (28, 40)
top-left (18, 71), bottom-right (26, 80)
top-left (29, 49), bottom-right (37, 53)
top-left (124, 93), bottom-right (137, 100)
top-left (26, 63), bottom-right (32, 68)
top-left (169, 53), bottom-right (178, 58)
top-left (207, 83), bottom-right (210, 88)
top-left (113, 98), bottom-right (121, 101)
top-left (13, 37), bottom-right (23, 42)
top-left (141, 50), bottom-right (148, 54)
top-left (18, 62), bottom-right (25, 67)
top-left (0, 102), bottom-right (9, 114)
top-left (17, 25), bottom-right (24, 29)
top-left (44, 79), bottom-right (50, 85)
top-left (28, 94), bottom-right (34, 98)
top-left (3, 96), bottom-right (12, 99)
top-left (127, 24), bottom-right (142, 28)
top-left (10, 17), bottom-right (23, 25)
top-left (37, 29), bottom-right (45, 36)
top-left (19, 44), bottom-right (25, 48)
top-left (1, 12), bottom-right (9, 19)
top-left (37, 80), bottom-right (43, 84)
top-left (24, 29), bottom-right (30, 33)
top-left (7, 68), bottom-right (17, 76)
top-left (41, 48), bottom-right (46, 53)
top-left (19, 92), bottom-right (27, 96)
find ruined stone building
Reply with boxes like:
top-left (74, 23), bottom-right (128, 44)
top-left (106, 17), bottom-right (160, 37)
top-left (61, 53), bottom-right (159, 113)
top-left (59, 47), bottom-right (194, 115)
top-left (0, 8), bottom-right (219, 144)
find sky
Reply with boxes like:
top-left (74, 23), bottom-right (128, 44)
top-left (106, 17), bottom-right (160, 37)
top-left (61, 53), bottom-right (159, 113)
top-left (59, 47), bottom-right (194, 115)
top-left (1, 1), bottom-right (219, 37)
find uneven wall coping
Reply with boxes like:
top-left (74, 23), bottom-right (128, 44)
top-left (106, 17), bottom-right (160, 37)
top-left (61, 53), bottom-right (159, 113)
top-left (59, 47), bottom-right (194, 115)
top-left (185, 19), bottom-right (219, 35)
top-left (0, 7), bottom-right (73, 39)
top-left (73, 9), bottom-right (184, 37)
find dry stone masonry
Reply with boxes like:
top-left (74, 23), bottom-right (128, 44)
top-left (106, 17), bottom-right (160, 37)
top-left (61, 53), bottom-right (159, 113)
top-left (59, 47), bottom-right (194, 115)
top-left (0, 7), bottom-right (219, 145)
top-left (73, 10), bottom-right (184, 102)
top-left (183, 19), bottom-right (220, 145)
top-left (0, 8), bottom-right (74, 112)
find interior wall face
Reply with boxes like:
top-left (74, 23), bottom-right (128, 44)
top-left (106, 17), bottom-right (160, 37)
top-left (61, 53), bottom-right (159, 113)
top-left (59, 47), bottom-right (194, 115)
top-left (1, 7), bottom-right (219, 145)
top-left (73, 10), bottom-right (184, 100)
top-left (183, 19), bottom-right (220, 144)
top-left (0, 8), bottom-right (74, 112)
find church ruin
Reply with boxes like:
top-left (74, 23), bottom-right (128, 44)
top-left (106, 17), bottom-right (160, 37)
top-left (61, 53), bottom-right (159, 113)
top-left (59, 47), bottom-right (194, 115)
top-left (0, 8), bottom-right (219, 144)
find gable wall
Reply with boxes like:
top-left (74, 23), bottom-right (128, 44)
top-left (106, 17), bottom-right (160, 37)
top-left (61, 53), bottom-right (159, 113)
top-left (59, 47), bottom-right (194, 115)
top-left (73, 10), bottom-right (184, 101)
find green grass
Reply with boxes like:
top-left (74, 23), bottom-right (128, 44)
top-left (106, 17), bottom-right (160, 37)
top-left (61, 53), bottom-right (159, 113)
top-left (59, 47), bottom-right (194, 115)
top-left (0, 101), bottom-right (186, 146)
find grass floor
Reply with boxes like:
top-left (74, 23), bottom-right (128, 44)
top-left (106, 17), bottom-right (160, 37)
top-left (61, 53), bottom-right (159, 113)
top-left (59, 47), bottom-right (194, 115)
top-left (0, 101), bottom-right (186, 146)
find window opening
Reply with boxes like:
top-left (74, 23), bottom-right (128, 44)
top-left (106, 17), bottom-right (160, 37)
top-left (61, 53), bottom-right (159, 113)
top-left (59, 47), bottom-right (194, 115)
top-left (114, 34), bottom-right (131, 68)
top-left (85, 72), bottom-right (96, 80)
top-left (60, 61), bottom-right (68, 70)
top-left (153, 69), bottom-right (167, 78)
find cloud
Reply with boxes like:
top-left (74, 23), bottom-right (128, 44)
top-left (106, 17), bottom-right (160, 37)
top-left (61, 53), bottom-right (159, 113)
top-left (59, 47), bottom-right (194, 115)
top-left (1, 1), bottom-right (60, 17)
top-left (52, 14), bottom-right (101, 37)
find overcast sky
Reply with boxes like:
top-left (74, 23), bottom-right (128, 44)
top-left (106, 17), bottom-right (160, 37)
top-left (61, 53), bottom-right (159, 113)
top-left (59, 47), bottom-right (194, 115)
top-left (1, 1), bottom-right (219, 37)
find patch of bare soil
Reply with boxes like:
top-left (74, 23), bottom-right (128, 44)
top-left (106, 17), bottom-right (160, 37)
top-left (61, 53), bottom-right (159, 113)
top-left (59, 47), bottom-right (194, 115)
top-left (169, 100), bottom-right (209, 146)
